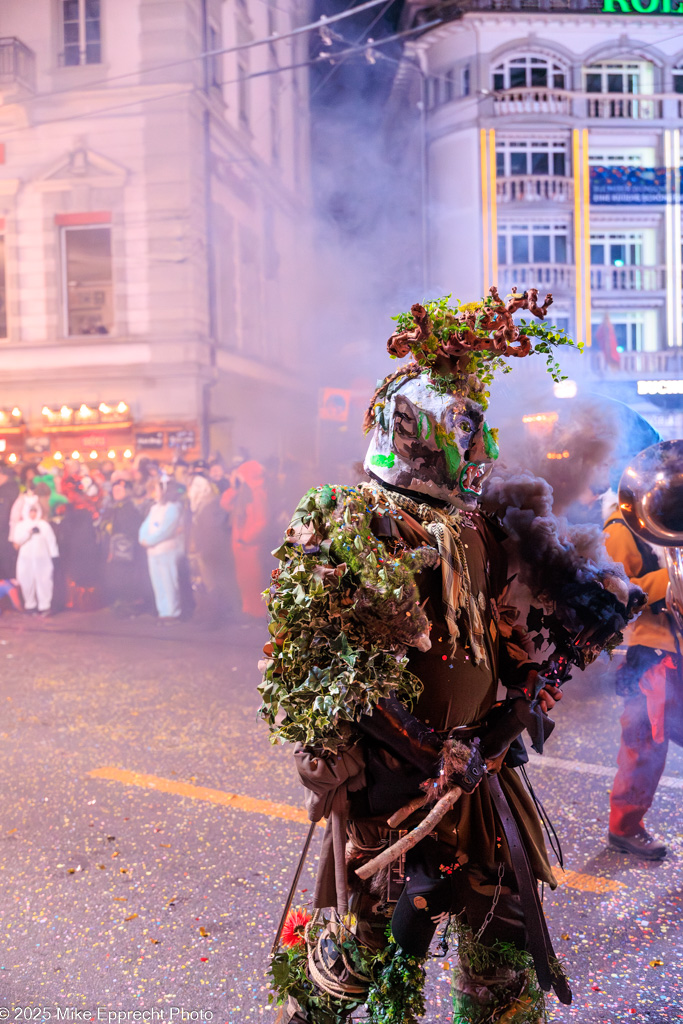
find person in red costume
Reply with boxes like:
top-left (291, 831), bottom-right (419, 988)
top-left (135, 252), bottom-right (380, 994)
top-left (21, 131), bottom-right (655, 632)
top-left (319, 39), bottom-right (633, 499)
top-left (221, 454), bottom-right (267, 618)
top-left (60, 459), bottom-right (101, 516)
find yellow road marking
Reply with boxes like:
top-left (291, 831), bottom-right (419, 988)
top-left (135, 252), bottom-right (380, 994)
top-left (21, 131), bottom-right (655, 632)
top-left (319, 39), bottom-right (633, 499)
top-left (88, 766), bottom-right (317, 826)
top-left (90, 768), bottom-right (627, 894)
top-left (554, 868), bottom-right (626, 894)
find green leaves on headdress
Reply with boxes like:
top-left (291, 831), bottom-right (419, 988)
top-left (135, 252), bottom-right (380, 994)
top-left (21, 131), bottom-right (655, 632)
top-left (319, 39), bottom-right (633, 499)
top-left (387, 286), bottom-right (583, 409)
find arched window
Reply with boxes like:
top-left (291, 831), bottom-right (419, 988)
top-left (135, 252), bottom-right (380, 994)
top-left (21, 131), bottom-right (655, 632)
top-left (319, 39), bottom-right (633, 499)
top-left (584, 60), bottom-right (655, 95)
top-left (492, 56), bottom-right (566, 92)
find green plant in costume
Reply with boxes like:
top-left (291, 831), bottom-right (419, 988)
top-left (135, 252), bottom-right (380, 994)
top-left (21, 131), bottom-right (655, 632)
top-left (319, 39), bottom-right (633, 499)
top-left (269, 924), bottom-right (427, 1024)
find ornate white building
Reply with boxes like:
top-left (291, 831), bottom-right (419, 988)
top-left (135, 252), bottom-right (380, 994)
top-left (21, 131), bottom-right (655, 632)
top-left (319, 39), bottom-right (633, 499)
top-left (0, 0), bottom-right (311, 464)
top-left (400, 0), bottom-right (683, 433)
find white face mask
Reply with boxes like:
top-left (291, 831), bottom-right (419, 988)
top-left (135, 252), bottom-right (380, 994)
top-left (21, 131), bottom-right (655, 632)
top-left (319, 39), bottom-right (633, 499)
top-left (363, 372), bottom-right (499, 508)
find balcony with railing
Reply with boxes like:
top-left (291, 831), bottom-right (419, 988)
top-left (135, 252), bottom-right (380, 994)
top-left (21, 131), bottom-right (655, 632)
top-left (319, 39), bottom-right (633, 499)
top-left (490, 88), bottom-right (669, 121)
top-left (586, 95), bottom-right (662, 120)
top-left (590, 265), bottom-right (667, 294)
top-left (498, 264), bottom-right (574, 292)
top-left (589, 349), bottom-right (683, 376)
top-left (497, 175), bottom-right (571, 203)
top-left (0, 37), bottom-right (36, 93)
top-left (492, 88), bottom-right (572, 116)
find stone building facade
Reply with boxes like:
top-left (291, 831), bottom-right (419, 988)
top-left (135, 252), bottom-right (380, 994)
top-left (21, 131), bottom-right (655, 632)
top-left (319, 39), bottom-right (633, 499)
top-left (0, 0), bottom-right (311, 465)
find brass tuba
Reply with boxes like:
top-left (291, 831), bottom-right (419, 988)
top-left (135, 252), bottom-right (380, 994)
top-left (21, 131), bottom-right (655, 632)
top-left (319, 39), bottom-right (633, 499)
top-left (618, 439), bottom-right (683, 632)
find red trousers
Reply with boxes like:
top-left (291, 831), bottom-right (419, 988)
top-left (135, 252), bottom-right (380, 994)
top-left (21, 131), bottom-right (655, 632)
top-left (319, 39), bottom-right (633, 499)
top-left (233, 540), bottom-right (265, 618)
top-left (609, 655), bottom-right (683, 837)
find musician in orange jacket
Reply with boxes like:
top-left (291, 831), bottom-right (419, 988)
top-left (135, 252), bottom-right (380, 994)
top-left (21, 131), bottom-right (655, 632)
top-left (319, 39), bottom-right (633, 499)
top-left (603, 505), bottom-right (683, 860)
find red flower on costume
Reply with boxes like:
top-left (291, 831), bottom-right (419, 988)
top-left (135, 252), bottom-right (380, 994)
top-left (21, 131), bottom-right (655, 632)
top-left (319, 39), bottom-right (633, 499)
top-left (281, 908), bottom-right (311, 949)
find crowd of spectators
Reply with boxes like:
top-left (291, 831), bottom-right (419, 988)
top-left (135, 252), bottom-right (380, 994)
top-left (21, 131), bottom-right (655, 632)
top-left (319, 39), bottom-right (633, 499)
top-left (0, 450), bottom-right (271, 626)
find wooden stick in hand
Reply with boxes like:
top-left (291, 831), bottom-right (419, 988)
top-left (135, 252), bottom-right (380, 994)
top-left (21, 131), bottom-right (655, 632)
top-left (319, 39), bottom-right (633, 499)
top-left (355, 786), bottom-right (463, 880)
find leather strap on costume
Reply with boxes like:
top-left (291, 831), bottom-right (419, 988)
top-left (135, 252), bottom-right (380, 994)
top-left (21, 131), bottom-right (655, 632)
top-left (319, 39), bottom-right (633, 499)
top-left (487, 774), bottom-right (572, 1006)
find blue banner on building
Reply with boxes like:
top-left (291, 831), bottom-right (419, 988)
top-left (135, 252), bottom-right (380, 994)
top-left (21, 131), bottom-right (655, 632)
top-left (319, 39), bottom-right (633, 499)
top-left (589, 166), bottom-right (670, 205)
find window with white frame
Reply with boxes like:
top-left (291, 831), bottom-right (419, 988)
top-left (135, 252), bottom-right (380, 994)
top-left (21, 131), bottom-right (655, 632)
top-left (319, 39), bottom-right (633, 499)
top-left (590, 231), bottom-right (645, 267)
top-left (674, 64), bottom-right (683, 94)
top-left (591, 311), bottom-right (646, 352)
top-left (62, 226), bottom-right (113, 336)
top-left (584, 61), bottom-right (654, 95)
top-left (492, 55), bottom-right (566, 92)
top-left (0, 237), bottom-right (6, 339)
top-left (62, 0), bottom-right (101, 67)
top-left (498, 223), bottom-right (569, 265)
top-left (496, 140), bottom-right (568, 178)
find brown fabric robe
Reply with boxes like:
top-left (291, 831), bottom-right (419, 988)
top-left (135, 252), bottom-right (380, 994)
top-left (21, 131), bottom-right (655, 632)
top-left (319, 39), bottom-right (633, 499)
top-left (402, 508), bottom-right (556, 887)
top-left (314, 506), bottom-right (555, 912)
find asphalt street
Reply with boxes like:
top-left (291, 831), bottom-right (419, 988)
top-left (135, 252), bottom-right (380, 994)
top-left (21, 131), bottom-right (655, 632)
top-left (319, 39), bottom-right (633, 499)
top-left (0, 610), bottom-right (682, 1023)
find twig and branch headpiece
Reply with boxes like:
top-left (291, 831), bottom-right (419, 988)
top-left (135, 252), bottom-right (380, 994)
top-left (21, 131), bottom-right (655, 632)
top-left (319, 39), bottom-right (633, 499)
top-left (362, 286), bottom-right (582, 427)
top-left (387, 287), bottom-right (553, 364)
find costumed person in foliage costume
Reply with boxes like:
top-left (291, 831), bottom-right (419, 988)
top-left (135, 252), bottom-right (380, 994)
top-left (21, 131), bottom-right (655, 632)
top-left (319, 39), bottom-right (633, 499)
top-left (259, 288), bottom-right (644, 1024)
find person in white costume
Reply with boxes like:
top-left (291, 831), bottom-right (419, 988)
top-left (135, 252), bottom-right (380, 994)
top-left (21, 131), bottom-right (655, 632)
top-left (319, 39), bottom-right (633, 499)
top-left (13, 496), bottom-right (58, 615)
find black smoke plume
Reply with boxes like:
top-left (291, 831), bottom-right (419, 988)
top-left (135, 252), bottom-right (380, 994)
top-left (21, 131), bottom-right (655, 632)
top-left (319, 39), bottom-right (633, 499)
top-left (483, 468), bottom-right (645, 662)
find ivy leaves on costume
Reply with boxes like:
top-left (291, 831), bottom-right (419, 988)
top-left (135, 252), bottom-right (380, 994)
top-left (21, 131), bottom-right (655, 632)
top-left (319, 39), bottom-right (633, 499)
top-left (258, 483), bottom-right (439, 751)
top-left (268, 924), bottom-right (427, 1024)
top-left (364, 937), bottom-right (427, 1023)
top-left (268, 944), bottom-right (355, 1024)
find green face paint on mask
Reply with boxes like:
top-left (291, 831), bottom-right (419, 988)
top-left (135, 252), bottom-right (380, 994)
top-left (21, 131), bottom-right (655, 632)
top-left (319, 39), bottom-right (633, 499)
top-left (434, 423), bottom-right (462, 481)
top-left (370, 452), bottom-right (396, 469)
top-left (483, 423), bottom-right (499, 461)
top-left (418, 411), bottom-right (433, 442)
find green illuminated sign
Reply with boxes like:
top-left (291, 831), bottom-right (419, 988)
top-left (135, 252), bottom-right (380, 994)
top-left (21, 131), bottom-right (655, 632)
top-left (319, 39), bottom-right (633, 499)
top-left (603, 0), bottom-right (683, 10)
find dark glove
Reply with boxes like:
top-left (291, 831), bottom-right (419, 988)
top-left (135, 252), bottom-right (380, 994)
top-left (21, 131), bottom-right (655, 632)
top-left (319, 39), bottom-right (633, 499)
top-left (479, 696), bottom-right (555, 759)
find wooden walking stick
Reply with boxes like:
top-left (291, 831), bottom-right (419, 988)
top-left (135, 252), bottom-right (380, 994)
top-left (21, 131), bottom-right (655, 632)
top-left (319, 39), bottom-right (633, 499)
top-left (271, 820), bottom-right (317, 956)
top-left (355, 785), bottom-right (464, 881)
top-left (356, 736), bottom-right (485, 880)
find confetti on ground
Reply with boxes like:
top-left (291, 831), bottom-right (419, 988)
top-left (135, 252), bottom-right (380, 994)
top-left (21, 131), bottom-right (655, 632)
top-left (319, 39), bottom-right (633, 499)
top-left (1, 613), bottom-right (682, 1022)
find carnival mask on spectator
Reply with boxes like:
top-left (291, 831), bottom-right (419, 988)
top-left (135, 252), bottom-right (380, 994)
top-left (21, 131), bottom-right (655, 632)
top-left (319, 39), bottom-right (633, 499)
top-left (363, 371), bottom-right (499, 509)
